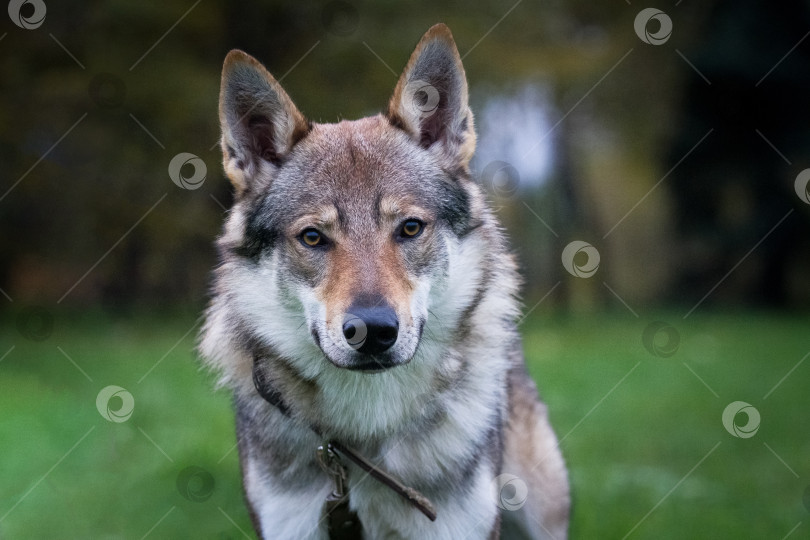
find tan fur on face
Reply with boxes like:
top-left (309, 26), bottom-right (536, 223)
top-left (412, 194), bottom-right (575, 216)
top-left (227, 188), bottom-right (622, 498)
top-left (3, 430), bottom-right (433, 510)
top-left (289, 206), bottom-right (340, 239)
top-left (316, 224), bottom-right (416, 331)
top-left (379, 197), bottom-right (433, 226)
top-left (272, 116), bottom-right (442, 334)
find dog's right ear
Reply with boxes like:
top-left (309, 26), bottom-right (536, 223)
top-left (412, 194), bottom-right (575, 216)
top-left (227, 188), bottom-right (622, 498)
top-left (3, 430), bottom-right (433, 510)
top-left (219, 50), bottom-right (309, 195)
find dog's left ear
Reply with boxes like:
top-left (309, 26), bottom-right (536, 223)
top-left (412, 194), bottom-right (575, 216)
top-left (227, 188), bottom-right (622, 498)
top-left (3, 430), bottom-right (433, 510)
top-left (387, 24), bottom-right (476, 170)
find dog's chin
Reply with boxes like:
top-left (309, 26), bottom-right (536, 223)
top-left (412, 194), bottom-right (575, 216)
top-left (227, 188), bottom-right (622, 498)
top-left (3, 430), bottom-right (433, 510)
top-left (323, 350), bottom-right (411, 373)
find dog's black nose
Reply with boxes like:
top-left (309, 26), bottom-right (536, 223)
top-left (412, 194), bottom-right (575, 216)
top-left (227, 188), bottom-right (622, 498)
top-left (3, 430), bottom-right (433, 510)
top-left (343, 305), bottom-right (399, 355)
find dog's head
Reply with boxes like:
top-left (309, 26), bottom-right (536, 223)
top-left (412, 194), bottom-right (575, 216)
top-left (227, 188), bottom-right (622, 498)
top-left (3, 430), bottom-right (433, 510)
top-left (216, 24), bottom-right (484, 374)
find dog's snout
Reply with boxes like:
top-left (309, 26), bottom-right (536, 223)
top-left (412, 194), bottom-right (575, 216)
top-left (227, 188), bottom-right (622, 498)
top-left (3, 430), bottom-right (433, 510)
top-left (343, 305), bottom-right (399, 355)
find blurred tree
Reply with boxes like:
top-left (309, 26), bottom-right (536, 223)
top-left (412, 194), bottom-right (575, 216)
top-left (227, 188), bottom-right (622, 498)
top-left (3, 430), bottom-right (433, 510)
top-left (666, 0), bottom-right (810, 308)
top-left (1, 0), bottom-right (807, 312)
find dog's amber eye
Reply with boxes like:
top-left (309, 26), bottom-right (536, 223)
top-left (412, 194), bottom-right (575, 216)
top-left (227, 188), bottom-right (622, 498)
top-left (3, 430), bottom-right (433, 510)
top-left (400, 220), bottom-right (423, 238)
top-left (301, 229), bottom-right (323, 247)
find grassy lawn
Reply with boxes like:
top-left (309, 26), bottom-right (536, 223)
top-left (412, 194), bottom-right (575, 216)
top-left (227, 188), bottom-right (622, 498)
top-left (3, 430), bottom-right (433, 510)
top-left (1, 309), bottom-right (807, 538)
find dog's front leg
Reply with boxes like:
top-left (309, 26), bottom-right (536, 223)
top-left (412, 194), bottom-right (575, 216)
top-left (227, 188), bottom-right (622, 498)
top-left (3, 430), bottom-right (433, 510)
top-left (242, 453), bottom-right (333, 540)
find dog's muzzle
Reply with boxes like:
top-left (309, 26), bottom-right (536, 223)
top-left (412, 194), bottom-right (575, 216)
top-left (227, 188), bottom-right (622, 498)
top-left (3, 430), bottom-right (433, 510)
top-left (341, 303), bottom-right (400, 370)
top-left (343, 304), bottom-right (398, 355)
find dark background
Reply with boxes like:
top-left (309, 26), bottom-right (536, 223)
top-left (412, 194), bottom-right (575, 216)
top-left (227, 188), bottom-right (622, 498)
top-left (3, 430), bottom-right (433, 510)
top-left (2, 0), bottom-right (809, 313)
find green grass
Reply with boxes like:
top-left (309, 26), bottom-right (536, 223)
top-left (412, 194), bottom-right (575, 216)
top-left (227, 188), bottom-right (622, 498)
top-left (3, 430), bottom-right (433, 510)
top-left (1, 309), bottom-right (808, 538)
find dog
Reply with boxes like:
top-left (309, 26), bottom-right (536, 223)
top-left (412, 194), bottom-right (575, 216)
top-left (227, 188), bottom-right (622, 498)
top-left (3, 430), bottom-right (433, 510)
top-left (200, 23), bottom-right (569, 540)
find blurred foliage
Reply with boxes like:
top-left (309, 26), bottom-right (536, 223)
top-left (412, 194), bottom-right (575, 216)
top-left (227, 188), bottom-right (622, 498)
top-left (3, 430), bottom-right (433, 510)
top-left (1, 0), bottom-right (809, 312)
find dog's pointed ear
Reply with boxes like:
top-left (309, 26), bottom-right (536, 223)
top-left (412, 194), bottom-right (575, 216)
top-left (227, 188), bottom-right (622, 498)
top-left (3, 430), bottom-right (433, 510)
top-left (387, 24), bottom-right (476, 170)
top-left (219, 50), bottom-right (309, 194)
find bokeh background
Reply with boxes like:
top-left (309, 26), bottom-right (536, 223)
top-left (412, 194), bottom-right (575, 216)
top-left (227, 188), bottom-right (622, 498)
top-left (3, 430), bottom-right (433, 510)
top-left (1, 0), bottom-right (809, 538)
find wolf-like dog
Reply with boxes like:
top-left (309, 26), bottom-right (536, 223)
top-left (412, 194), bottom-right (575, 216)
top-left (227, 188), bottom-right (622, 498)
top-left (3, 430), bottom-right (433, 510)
top-left (200, 23), bottom-right (569, 540)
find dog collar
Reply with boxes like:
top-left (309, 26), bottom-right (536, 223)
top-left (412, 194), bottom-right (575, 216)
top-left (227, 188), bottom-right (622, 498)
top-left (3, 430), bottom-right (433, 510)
top-left (251, 356), bottom-right (437, 536)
